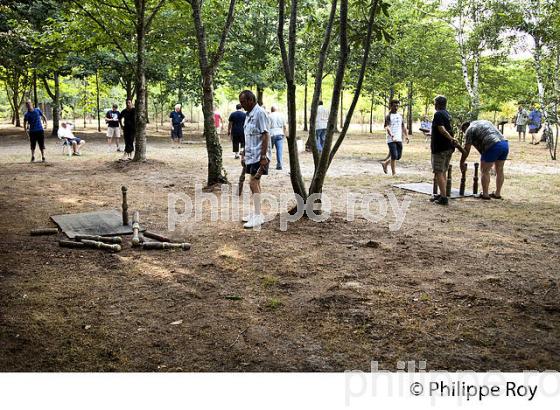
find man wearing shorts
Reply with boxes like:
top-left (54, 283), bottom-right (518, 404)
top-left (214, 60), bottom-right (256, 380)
top-left (460, 120), bottom-right (509, 200)
top-left (169, 104), bottom-right (185, 146)
top-left (515, 104), bottom-right (528, 142)
top-left (105, 104), bottom-right (121, 152)
top-left (23, 99), bottom-right (48, 162)
top-left (430, 95), bottom-right (458, 206)
top-left (381, 99), bottom-right (408, 175)
top-left (239, 90), bottom-right (271, 229)
top-left (58, 121), bottom-right (85, 156)
top-left (528, 104), bottom-right (542, 145)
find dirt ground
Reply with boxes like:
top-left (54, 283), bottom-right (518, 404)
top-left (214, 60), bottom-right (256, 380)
top-left (0, 123), bottom-right (559, 372)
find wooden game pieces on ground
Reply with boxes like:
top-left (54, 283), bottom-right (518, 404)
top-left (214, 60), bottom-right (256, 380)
top-left (30, 228), bottom-right (59, 236)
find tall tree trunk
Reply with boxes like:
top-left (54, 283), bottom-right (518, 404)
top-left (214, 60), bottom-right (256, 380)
top-left (278, 0), bottom-right (307, 199)
top-left (188, 0), bottom-right (235, 185)
top-left (95, 69), bottom-right (101, 132)
top-left (407, 81), bottom-right (413, 135)
top-left (51, 72), bottom-right (61, 137)
top-left (256, 85), bottom-right (264, 106)
top-left (133, 2), bottom-right (148, 162)
top-left (369, 94), bottom-right (374, 133)
top-left (201, 72), bottom-right (226, 184)
top-left (339, 88), bottom-right (343, 130)
top-left (303, 70), bottom-right (308, 131)
top-left (308, 0), bottom-right (349, 195)
top-left (33, 70), bottom-right (38, 107)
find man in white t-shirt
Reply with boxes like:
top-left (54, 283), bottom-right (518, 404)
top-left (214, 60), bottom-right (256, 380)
top-left (58, 121), bottom-right (86, 156)
top-left (315, 100), bottom-right (329, 152)
top-left (268, 105), bottom-right (287, 170)
top-left (515, 104), bottom-right (529, 142)
top-left (381, 99), bottom-right (408, 176)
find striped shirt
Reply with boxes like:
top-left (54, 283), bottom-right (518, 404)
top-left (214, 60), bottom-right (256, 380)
top-left (385, 112), bottom-right (403, 143)
top-left (244, 104), bottom-right (271, 164)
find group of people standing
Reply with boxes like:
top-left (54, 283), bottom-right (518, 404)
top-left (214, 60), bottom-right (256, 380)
top-left (380, 95), bottom-right (510, 205)
top-left (514, 104), bottom-right (543, 145)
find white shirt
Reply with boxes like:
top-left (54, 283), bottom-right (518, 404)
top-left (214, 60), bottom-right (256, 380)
top-left (385, 113), bottom-right (403, 143)
top-left (316, 105), bottom-right (329, 130)
top-left (58, 125), bottom-right (75, 139)
top-left (244, 104), bottom-right (271, 164)
top-left (268, 111), bottom-right (285, 136)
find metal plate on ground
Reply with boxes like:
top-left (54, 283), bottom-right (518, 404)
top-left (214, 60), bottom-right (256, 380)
top-left (51, 209), bottom-right (143, 239)
top-left (392, 182), bottom-right (473, 199)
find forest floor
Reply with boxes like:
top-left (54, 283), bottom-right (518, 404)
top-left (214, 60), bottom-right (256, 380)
top-left (0, 123), bottom-right (559, 372)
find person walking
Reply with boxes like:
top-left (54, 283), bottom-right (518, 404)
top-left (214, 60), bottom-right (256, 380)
top-left (23, 99), bottom-right (48, 162)
top-left (268, 105), bottom-right (287, 170)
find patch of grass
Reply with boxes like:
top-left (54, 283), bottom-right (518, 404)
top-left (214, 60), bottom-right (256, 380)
top-left (261, 275), bottom-right (279, 289)
top-left (266, 298), bottom-right (282, 310)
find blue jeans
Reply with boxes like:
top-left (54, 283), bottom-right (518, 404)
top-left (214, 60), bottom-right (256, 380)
top-left (316, 129), bottom-right (326, 152)
top-left (272, 135), bottom-right (284, 169)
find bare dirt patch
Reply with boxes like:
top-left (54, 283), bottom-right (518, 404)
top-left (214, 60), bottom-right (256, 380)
top-left (0, 124), bottom-right (559, 371)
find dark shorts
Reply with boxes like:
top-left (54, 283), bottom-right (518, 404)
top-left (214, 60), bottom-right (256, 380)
top-left (72, 137), bottom-right (81, 144)
top-left (516, 124), bottom-right (526, 133)
top-left (171, 124), bottom-right (183, 140)
top-left (387, 141), bottom-right (403, 160)
top-left (232, 132), bottom-right (245, 152)
top-left (29, 130), bottom-right (45, 151)
top-left (481, 140), bottom-right (509, 163)
top-left (245, 161), bottom-right (269, 176)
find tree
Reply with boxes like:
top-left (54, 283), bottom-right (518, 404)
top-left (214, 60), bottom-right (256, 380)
top-left (183, 0), bottom-right (237, 186)
top-left (70, 0), bottom-right (167, 161)
top-left (278, 0), bottom-right (386, 203)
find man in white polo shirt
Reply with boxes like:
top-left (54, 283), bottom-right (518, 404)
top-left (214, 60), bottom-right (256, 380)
top-left (381, 99), bottom-right (408, 176)
top-left (239, 90), bottom-right (271, 229)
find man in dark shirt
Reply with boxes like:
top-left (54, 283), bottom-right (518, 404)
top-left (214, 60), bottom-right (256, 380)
top-left (169, 104), bottom-right (185, 146)
top-left (460, 120), bottom-right (509, 199)
top-left (119, 99), bottom-right (136, 160)
top-left (106, 104), bottom-right (122, 152)
top-left (23, 100), bottom-right (48, 162)
top-left (228, 104), bottom-right (246, 159)
top-left (430, 95), bottom-right (459, 205)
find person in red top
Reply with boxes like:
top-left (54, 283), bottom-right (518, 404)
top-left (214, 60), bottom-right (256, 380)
top-left (213, 108), bottom-right (224, 133)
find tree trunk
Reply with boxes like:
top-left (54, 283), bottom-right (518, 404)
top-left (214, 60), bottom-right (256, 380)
top-left (256, 85), bottom-right (264, 106)
top-left (33, 70), bottom-right (38, 107)
top-left (339, 88), bottom-right (344, 130)
top-left (133, 3), bottom-right (148, 162)
top-left (51, 72), bottom-right (61, 137)
top-left (407, 82), bottom-right (413, 135)
top-left (369, 94), bottom-right (374, 133)
top-left (202, 72), bottom-right (226, 185)
top-left (96, 69), bottom-right (101, 132)
top-left (303, 70), bottom-right (308, 131)
top-left (189, 0), bottom-right (235, 185)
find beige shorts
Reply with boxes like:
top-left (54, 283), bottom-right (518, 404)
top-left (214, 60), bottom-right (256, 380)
top-left (107, 127), bottom-right (121, 139)
top-left (431, 149), bottom-right (453, 173)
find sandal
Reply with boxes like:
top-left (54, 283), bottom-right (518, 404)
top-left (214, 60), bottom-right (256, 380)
top-left (380, 161), bottom-right (388, 174)
top-left (475, 194), bottom-right (491, 200)
top-left (489, 192), bottom-right (503, 199)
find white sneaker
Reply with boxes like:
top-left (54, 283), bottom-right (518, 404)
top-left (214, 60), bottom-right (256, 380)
top-left (243, 214), bottom-right (264, 229)
top-left (242, 213), bottom-right (253, 222)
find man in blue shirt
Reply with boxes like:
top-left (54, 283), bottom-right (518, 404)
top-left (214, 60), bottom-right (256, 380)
top-left (169, 104), bottom-right (185, 147)
top-left (228, 104), bottom-right (246, 159)
top-left (23, 100), bottom-right (48, 162)
top-left (528, 104), bottom-right (542, 145)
